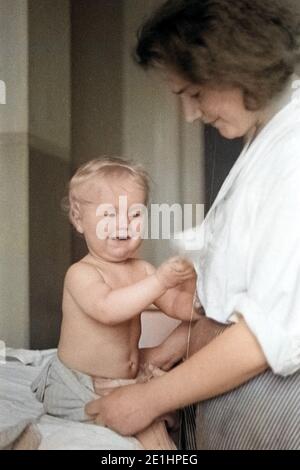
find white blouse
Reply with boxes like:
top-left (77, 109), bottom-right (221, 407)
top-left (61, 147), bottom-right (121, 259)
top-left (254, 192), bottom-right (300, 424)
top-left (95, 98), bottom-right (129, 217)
top-left (196, 80), bottom-right (300, 376)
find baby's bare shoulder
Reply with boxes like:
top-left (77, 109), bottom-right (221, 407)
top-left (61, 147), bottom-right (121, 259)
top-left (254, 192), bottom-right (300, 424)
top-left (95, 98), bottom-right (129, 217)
top-left (64, 261), bottom-right (104, 288)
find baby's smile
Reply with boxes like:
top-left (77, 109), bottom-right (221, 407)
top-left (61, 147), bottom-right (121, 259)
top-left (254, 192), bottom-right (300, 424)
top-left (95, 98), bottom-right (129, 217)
top-left (110, 236), bottom-right (131, 241)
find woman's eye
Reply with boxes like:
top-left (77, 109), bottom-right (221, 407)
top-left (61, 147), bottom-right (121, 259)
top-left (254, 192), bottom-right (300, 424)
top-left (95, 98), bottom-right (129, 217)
top-left (104, 212), bottom-right (115, 217)
top-left (130, 212), bottom-right (141, 218)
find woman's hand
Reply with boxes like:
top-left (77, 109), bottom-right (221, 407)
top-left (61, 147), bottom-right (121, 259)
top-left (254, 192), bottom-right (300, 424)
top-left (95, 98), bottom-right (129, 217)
top-left (85, 382), bottom-right (158, 436)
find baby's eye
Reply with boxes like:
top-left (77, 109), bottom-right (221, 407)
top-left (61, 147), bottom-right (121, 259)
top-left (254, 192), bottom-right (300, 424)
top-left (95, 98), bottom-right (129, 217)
top-left (104, 211), bottom-right (115, 217)
top-left (130, 211), bottom-right (141, 218)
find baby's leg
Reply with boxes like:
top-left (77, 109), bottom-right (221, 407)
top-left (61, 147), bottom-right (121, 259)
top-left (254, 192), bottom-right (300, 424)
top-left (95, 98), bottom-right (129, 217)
top-left (93, 371), bottom-right (178, 449)
top-left (132, 365), bottom-right (177, 450)
top-left (136, 420), bottom-right (177, 450)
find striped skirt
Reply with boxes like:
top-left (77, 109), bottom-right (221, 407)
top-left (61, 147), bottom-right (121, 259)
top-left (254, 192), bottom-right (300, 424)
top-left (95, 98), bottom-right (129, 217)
top-left (181, 369), bottom-right (300, 450)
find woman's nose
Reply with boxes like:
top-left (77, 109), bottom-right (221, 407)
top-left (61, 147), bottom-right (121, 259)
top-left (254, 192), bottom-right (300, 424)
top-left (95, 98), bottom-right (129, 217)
top-left (182, 96), bottom-right (203, 123)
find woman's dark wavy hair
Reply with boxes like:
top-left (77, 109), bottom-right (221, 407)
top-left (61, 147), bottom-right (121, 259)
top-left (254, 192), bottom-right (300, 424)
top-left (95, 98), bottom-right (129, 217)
top-left (135, 0), bottom-right (300, 110)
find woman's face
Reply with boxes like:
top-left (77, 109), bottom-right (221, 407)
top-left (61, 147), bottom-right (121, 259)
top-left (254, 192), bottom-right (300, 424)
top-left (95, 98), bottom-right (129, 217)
top-left (166, 72), bottom-right (264, 139)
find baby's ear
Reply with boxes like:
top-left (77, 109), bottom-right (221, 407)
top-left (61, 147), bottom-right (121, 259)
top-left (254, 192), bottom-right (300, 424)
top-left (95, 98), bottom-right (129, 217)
top-left (70, 201), bottom-right (84, 234)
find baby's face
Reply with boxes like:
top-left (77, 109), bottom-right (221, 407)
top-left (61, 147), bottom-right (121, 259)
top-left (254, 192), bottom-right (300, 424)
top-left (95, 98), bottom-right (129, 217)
top-left (76, 175), bottom-right (146, 262)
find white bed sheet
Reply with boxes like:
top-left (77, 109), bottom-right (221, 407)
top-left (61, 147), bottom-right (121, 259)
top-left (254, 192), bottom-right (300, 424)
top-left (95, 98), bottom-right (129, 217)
top-left (0, 349), bottom-right (142, 450)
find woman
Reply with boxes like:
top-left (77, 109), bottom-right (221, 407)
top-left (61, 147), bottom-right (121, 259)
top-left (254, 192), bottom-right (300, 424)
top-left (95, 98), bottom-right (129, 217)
top-left (86, 0), bottom-right (300, 449)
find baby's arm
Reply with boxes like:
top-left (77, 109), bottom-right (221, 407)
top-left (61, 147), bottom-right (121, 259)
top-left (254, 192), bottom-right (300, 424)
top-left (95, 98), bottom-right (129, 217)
top-left (144, 261), bottom-right (201, 321)
top-left (65, 258), bottom-right (194, 325)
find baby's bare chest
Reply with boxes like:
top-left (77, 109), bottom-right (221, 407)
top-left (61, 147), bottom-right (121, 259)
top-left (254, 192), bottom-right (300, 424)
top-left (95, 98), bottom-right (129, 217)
top-left (101, 263), bottom-right (146, 289)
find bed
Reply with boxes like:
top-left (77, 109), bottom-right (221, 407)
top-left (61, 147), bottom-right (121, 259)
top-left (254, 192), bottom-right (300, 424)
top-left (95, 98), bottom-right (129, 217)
top-left (0, 312), bottom-right (180, 450)
top-left (0, 348), bottom-right (144, 450)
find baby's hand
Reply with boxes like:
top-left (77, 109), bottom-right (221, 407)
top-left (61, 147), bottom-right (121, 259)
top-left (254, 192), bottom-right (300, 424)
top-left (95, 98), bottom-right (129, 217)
top-left (156, 256), bottom-right (196, 289)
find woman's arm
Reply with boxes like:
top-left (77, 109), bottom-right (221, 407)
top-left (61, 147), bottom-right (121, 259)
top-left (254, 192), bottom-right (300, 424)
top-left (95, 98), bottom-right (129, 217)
top-left (86, 318), bottom-right (268, 435)
top-left (151, 318), bottom-right (268, 412)
top-left (140, 315), bottom-right (228, 370)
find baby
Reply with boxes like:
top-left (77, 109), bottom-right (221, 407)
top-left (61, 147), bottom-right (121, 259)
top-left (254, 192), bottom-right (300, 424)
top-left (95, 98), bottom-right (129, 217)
top-left (32, 157), bottom-right (197, 449)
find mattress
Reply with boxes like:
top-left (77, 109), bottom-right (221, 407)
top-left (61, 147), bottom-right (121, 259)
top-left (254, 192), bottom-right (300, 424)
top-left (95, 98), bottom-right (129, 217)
top-left (0, 348), bottom-right (142, 450)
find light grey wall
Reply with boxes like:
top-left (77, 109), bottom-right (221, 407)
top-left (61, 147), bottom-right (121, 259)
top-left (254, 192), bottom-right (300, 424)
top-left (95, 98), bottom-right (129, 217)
top-left (71, 0), bottom-right (123, 165)
top-left (28, 0), bottom-right (71, 349)
top-left (0, 0), bottom-right (29, 348)
top-left (0, 0), bottom-right (71, 349)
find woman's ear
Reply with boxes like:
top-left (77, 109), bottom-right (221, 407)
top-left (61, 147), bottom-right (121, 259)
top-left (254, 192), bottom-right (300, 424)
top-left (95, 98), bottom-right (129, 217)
top-left (71, 201), bottom-right (84, 234)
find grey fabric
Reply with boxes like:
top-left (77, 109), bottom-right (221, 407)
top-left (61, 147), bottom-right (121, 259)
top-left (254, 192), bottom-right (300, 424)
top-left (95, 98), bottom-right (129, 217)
top-left (0, 419), bottom-right (40, 450)
top-left (0, 359), bottom-right (45, 450)
top-left (31, 355), bottom-right (98, 422)
top-left (179, 405), bottom-right (197, 450)
top-left (182, 369), bottom-right (300, 450)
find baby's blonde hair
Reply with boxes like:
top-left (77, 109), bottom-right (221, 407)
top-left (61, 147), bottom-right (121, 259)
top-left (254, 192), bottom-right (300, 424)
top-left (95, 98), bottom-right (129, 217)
top-left (64, 156), bottom-right (150, 227)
